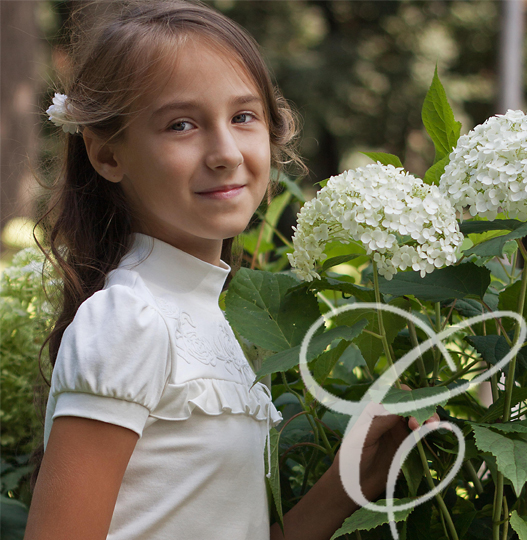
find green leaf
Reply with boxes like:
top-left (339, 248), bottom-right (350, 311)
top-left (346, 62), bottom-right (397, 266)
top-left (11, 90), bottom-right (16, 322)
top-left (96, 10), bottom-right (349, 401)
top-left (320, 254), bottom-right (362, 273)
top-left (260, 191), bottom-right (291, 245)
top-left (361, 152), bottom-right (403, 168)
top-left (452, 497), bottom-right (478, 539)
top-left (334, 297), bottom-right (411, 373)
top-left (312, 339), bottom-right (353, 386)
top-left (273, 170), bottom-right (305, 202)
top-left (479, 387), bottom-right (527, 423)
top-left (265, 427), bottom-right (283, 531)
top-left (406, 500), bottom-right (433, 540)
top-left (0, 495), bottom-right (27, 540)
top-left (383, 386), bottom-right (449, 425)
top-left (499, 280), bottom-right (527, 333)
top-left (510, 510), bottom-right (527, 540)
top-left (423, 155), bottom-right (449, 186)
top-left (464, 222), bottom-right (527, 258)
top-left (225, 269), bottom-right (320, 352)
top-left (401, 447), bottom-right (424, 497)
top-left (465, 334), bottom-right (527, 378)
top-left (254, 320), bottom-right (368, 380)
top-left (330, 498), bottom-right (415, 539)
top-left (307, 277), bottom-right (376, 303)
top-left (471, 424), bottom-right (527, 496)
top-left (421, 67), bottom-right (461, 163)
top-left (379, 263), bottom-right (491, 302)
top-left (470, 420), bottom-right (527, 435)
top-left (465, 334), bottom-right (511, 365)
top-left (239, 228), bottom-right (274, 255)
top-left (459, 219), bottom-right (526, 235)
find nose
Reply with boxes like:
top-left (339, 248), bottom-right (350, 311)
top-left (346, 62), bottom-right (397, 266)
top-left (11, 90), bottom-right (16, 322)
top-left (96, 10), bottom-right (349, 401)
top-left (205, 126), bottom-right (243, 171)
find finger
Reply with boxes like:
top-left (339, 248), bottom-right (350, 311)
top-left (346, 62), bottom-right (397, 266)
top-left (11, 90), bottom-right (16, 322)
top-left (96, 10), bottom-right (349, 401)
top-left (424, 412), bottom-right (440, 424)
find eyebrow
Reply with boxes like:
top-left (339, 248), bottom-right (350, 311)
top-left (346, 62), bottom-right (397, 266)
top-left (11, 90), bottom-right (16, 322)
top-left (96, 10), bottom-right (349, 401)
top-left (151, 95), bottom-right (264, 118)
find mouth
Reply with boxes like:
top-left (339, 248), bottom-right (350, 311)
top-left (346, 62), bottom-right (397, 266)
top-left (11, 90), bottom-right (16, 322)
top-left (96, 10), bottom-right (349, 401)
top-left (196, 184), bottom-right (245, 199)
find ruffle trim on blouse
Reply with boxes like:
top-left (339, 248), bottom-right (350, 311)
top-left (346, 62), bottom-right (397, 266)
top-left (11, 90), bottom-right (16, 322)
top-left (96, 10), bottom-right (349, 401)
top-left (150, 378), bottom-right (283, 427)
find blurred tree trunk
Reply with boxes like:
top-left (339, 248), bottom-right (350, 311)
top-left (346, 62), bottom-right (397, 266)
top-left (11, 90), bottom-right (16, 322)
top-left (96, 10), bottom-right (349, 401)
top-left (1, 1), bottom-right (40, 235)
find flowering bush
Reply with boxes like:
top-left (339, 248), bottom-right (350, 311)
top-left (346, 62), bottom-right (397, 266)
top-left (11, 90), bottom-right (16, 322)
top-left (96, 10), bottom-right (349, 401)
top-left (287, 163), bottom-right (463, 281)
top-left (439, 109), bottom-right (527, 221)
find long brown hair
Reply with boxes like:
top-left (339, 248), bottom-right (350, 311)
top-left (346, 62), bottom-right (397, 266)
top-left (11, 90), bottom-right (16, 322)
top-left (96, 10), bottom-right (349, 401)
top-left (32, 0), bottom-right (303, 485)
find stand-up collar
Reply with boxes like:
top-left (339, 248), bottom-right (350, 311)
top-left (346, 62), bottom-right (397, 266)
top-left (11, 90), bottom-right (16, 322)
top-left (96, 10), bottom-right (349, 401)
top-left (118, 233), bottom-right (231, 305)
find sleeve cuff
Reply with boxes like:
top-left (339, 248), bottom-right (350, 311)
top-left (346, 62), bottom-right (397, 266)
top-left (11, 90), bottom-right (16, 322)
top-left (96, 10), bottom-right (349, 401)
top-left (53, 392), bottom-right (151, 437)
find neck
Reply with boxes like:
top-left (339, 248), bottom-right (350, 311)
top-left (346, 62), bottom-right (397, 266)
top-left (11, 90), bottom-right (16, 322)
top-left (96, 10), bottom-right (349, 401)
top-left (131, 226), bottom-right (225, 268)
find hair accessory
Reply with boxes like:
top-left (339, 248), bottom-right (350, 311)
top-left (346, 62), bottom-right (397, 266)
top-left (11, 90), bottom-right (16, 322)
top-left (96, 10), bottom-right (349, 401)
top-left (46, 93), bottom-right (80, 134)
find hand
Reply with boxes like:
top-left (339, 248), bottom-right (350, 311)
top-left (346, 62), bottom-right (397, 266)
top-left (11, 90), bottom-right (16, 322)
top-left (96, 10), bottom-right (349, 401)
top-left (332, 385), bottom-right (439, 506)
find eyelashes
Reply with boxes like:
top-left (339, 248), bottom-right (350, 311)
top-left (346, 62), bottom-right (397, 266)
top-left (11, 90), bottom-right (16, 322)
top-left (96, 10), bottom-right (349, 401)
top-left (168, 112), bottom-right (257, 132)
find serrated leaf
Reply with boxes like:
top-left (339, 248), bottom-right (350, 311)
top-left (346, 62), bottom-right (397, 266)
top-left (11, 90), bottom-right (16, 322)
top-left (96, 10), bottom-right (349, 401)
top-left (424, 155), bottom-right (449, 186)
top-left (265, 427), bottom-right (283, 530)
top-left (470, 420), bottom-right (527, 434)
top-left (471, 424), bottom-right (527, 496)
top-left (225, 269), bottom-right (320, 352)
top-left (465, 334), bottom-right (511, 365)
top-left (479, 387), bottom-right (527, 423)
top-left (383, 386), bottom-right (449, 425)
top-left (465, 333), bottom-right (527, 377)
top-left (254, 320), bottom-right (368, 380)
top-left (330, 498), bottom-right (415, 539)
top-left (421, 67), bottom-right (461, 163)
top-left (459, 219), bottom-right (526, 235)
top-left (465, 222), bottom-right (527, 258)
top-left (362, 152), bottom-right (403, 168)
top-left (378, 263), bottom-right (491, 302)
top-left (510, 510), bottom-right (527, 540)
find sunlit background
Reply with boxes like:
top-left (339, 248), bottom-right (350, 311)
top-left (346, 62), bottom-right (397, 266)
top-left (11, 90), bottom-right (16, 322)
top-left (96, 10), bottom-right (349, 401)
top-left (1, 0), bottom-right (525, 266)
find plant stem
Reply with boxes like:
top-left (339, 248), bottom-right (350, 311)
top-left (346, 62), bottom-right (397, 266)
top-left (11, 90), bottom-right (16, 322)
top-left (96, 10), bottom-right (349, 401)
top-left (436, 359), bottom-right (480, 387)
top-left (372, 260), bottom-right (401, 389)
top-left (416, 438), bottom-right (459, 540)
top-left (433, 302), bottom-right (442, 380)
top-left (407, 318), bottom-right (429, 386)
top-left (493, 240), bottom-right (527, 539)
top-left (502, 496), bottom-right (509, 540)
top-left (510, 250), bottom-right (518, 285)
top-left (312, 410), bottom-right (335, 460)
top-left (463, 460), bottom-right (483, 495)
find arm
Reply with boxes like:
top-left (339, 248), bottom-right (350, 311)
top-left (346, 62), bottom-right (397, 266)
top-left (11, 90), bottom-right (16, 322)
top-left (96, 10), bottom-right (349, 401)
top-left (270, 412), bottom-right (438, 540)
top-left (24, 417), bottom-right (138, 540)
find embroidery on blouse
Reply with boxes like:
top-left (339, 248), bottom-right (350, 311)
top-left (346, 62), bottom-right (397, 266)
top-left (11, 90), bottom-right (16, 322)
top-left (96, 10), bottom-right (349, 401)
top-left (154, 296), bottom-right (254, 382)
top-left (175, 312), bottom-right (254, 381)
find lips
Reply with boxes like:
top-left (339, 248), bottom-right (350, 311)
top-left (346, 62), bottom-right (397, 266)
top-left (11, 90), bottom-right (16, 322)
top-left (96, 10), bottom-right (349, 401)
top-left (197, 184), bottom-right (245, 194)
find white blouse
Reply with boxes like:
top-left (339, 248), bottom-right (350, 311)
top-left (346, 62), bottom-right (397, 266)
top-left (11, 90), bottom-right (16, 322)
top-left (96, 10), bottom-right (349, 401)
top-left (44, 233), bottom-right (283, 540)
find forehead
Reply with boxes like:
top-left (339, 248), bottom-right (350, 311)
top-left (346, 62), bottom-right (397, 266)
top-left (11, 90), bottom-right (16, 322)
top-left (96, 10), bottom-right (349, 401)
top-left (143, 37), bottom-right (262, 109)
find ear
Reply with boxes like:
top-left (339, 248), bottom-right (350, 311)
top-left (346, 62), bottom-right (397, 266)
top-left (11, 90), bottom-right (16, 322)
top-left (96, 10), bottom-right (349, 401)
top-left (83, 130), bottom-right (124, 183)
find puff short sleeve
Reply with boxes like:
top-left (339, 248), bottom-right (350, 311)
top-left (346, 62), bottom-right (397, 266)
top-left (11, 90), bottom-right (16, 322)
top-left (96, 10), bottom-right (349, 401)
top-left (49, 284), bottom-right (171, 438)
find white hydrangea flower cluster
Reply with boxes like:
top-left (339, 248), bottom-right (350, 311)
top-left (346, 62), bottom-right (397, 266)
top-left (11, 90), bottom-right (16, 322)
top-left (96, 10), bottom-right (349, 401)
top-left (439, 109), bottom-right (527, 220)
top-left (46, 93), bottom-right (79, 134)
top-left (288, 163), bottom-right (463, 281)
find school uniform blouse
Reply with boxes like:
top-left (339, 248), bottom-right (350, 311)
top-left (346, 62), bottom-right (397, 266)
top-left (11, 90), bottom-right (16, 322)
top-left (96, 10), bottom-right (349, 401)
top-left (43, 232), bottom-right (283, 540)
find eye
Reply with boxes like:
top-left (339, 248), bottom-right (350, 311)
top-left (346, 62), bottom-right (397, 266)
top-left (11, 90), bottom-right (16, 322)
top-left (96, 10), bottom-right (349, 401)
top-left (170, 121), bottom-right (193, 132)
top-left (232, 113), bottom-right (254, 124)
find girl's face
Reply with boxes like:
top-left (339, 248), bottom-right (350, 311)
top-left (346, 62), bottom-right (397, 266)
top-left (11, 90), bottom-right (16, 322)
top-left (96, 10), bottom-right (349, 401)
top-left (111, 38), bottom-right (271, 266)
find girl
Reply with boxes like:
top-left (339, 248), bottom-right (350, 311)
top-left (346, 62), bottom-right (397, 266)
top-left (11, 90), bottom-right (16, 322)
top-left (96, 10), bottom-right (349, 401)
top-left (25, 2), bottom-right (434, 539)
